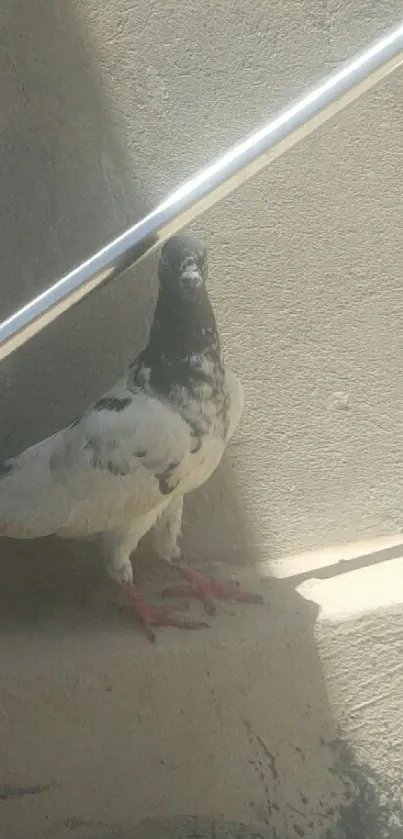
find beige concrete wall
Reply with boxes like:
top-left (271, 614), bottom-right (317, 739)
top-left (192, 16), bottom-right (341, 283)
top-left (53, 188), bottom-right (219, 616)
top-left (1, 1), bottom-right (402, 565)
top-left (1, 3), bottom-right (403, 837)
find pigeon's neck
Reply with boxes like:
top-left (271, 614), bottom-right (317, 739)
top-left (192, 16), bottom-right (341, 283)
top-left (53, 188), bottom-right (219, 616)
top-left (132, 284), bottom-right (223, 394)
top-left (149, 284), bottom-right (220, 361)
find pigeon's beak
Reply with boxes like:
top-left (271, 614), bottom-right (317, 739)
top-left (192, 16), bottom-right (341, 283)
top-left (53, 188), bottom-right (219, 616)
top-left (179, 262), bottom-right (203, 291)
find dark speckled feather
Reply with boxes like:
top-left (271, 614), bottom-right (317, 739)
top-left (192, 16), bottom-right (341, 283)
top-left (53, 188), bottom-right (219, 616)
top-left (129, 232), bottom-right (229, 445)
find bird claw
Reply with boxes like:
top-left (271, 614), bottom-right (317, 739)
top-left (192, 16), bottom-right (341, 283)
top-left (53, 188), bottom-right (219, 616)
top-left (161, 570), bottom-right (263, 615)
top-left (161, 583), bottom-right (217, 615)
top-left (123, 585), bottom-right (209, 641)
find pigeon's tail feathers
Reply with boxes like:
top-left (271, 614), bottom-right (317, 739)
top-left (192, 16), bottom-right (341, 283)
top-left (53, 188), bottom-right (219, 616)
top-left (0, 432), bottom-right (69, 538)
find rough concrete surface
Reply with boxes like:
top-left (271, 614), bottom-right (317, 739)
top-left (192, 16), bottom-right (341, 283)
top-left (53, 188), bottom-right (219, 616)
top-left (1, 1), bottom-right (403, 838)
top-left (45, 815), bottom-right (275, 838)
top-left (2, 544), bottom-right (403, 838)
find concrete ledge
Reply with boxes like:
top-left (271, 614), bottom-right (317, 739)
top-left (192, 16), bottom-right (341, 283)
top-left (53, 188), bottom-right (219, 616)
top-left (0, 564), bottom-right (341, 839)
top-left (1, 541), bottom-right (403, 838)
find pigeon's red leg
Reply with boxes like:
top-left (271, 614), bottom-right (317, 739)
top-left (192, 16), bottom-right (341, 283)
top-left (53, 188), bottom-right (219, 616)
top-left (123, 584), bottom-right (209, 642)
top-left (161, 566), bottom-right (263, 616)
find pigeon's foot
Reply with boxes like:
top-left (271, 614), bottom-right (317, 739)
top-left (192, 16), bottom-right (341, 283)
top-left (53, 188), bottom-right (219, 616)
top-left (161, 566), bottom-right (264, 616)
top-left (123, 584), bottom-right (209, 642)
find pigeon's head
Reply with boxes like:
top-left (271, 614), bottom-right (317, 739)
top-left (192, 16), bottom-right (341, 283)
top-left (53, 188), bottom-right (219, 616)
top-left (158, 232), bottom-right (207, 295)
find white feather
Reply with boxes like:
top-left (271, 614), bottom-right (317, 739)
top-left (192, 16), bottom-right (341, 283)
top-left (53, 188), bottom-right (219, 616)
top-left (0, 369), bottom-right (243, 546)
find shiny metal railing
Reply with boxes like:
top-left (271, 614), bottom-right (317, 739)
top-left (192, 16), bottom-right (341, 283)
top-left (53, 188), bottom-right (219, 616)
top-left (1, 22), bottom-right (402, 361)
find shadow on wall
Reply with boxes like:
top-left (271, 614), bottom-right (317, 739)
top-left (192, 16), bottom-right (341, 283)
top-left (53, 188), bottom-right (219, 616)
top-left (0, 0), bottom-right (266, 575)
top-left (0, 4), bottom-right (264, 616)
top-left (0, 0), bottom-right (154, 451)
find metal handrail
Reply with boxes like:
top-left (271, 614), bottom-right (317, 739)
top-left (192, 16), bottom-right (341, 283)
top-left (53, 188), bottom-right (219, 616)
top-left (1, 23), bottom-right (403, 362)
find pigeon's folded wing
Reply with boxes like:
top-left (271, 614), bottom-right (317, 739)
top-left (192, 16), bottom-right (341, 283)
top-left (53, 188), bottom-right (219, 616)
top-left (0, 386), bottom-right (193, 539)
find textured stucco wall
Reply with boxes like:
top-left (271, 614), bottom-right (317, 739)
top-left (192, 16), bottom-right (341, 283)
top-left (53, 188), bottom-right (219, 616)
top-left (3, 0), bottom-right (403, 624)
top-left (1, 1), bottom-right (403, 567)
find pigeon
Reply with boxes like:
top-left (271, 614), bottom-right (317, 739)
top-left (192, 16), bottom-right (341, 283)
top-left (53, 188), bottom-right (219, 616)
top-left (0, 232), bottom-right (262, 640)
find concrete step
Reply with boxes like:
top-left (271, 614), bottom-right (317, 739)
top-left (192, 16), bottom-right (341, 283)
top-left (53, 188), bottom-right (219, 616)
top-left (1, 537), bottom-right (403, 838)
